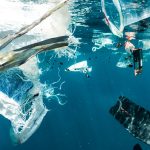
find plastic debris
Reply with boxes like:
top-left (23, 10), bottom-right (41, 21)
top-left (101, 0), bottom-right (150, 37)
top-left (66, 61), bottom-right (92, 74)
top-left (110, 96), bottom-right (150, 145)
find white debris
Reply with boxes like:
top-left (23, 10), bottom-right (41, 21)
top-left (0, 91), bottom-right (48, 144)
top-left (0, 0), bottom-right (71, 144)
top-left (66, 61), bottom-right (92, 74)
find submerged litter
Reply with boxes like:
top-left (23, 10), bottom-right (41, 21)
top-left (65, 60), bottom-right (92, 77)
top-left (0, 36), bottom-right (69, 72)
top-left (101, 0), bottom-right (150, 37)
top-left (0, 67), bottom-right (48, 144)
top-left (0, 0), bottom-right (72, 144)
top-left (110, 96), bottom-right (150, 145)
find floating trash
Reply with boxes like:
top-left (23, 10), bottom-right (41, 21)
top-left (65, 61), bottom-right (92, 77)
top-left (0, 68), bottom-right (47, 144)
top-left (0, 0), bottom-right (72, 144)
top-left (116, 53), bottom-right (133, 68)
top-left (110, 96), bottom-right (150, 145)
top-left (101, 0), bottom-right (150, 37)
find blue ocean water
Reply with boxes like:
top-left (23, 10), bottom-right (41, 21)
top-left (0, 0), bottom-right (150, 150)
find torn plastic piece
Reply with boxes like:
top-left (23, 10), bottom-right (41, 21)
top-left (116, 53), bottom-right (133, 68)
top-left (101, 0), bottom-right (150, 37)
top-left (0, 91), bottom-right (48, 144)
top-left (0, 36), bottom-right (68, 72)
top-left (0, 68), bottom-right (48, 144)
top-left (66, 61), bottom-right (92, 73)
top-left (0, 0), bottom-right (69, 50)
top-left (11, 94), bottom-right (48, 144)
top-left (110, 96), bottom-right (150, 145)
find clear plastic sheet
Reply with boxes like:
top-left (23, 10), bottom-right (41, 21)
top-left (101, 0), bottom-right (150, 37)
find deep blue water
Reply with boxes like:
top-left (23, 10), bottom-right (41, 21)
top-left (0, 0), bottom-right (150, 150)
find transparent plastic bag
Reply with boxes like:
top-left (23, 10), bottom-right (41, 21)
top-left (101, 0), bottom-right (150, 37)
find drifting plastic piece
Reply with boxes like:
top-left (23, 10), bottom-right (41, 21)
top-left (101, 0), bottom-right (150, 37)
top-left (0, 36), bottom-right (68, 72)
top-left (66, 61), bottom-right (92, 73)
top-left (0, 67), bottom-right (48, 144)
top-left (0, 0), bottom-right (68, 50)
top-left (11, 94), bottom-right (48, 144)
top-left (110, 96), bottom-right (150, 145)
top-left (0, 91), bottom-right (48, 144)
top-left (116, 53), bottom-right (133, 68)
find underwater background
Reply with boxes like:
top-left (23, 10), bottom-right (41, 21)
top-left (0, 0), bottom-right (150, 150)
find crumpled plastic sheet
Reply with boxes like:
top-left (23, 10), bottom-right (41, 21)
top-left (0, 68), bottom-right (33, 102)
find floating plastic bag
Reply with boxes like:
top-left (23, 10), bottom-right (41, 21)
top-left (0, 0), bottom-right (70, 51)
top-left (0, 0), bottom-right (71, 144)
top-left (101, 0), bottom-right (150, 37)
top-left (0, 67), bottom-right (48, 144)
